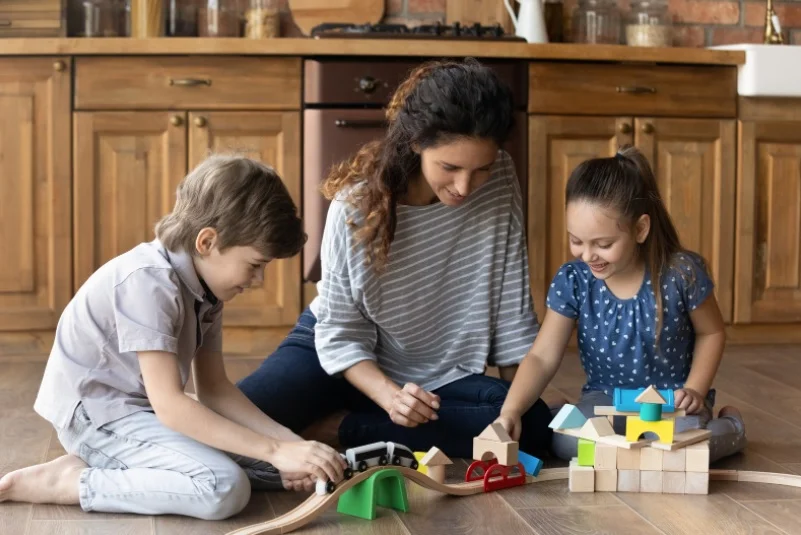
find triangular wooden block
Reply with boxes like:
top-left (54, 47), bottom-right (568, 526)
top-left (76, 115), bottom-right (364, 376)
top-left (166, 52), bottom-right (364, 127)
top-left (549, 404), bottom-right (587, 430)
top-left (419, 446), bottom-right (453, 467)
top-left (478, 422), bottom-right (513, 443)
top-left (579, 417), bottom-right (615, 440)
top-left (635, 385), bottom-right (667, 405)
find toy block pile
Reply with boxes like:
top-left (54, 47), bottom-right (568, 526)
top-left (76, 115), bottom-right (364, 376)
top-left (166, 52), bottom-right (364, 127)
top-left (551, 385), bottom-right (711, 494)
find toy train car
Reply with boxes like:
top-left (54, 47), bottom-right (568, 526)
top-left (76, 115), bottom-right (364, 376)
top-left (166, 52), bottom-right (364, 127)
top-left (315, 441), bottom-right (419, 495)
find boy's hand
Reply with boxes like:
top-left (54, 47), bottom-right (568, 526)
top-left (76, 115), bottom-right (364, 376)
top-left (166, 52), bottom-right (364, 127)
top-left (268, 440), bottom-right (347, 485)
top-left (388, 383), bottom-right (440, 428)
top-left (494, 411), bottom-right (522, 442)
top-left (674, 388), bottom-right (704, 415)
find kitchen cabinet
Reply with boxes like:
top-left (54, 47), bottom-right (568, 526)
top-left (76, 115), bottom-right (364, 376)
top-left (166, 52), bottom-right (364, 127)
top-left (0, 58), bottom-right (71, 331)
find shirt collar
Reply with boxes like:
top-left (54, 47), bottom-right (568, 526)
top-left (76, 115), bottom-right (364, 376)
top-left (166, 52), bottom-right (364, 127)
top-left (160, 241), bottom-right (218, 304)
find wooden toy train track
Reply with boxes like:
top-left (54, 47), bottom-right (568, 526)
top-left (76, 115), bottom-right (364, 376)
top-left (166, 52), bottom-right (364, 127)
top-left (225, 468), bottom-right (801, 535)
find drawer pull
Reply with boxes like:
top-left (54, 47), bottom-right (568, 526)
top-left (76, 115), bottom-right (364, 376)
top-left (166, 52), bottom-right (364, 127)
top-left (618, 122), bottom-right (632, 134)
top-left (641, 122), bottom-right (655, 134)
top-left (0, 20), bottom-right (11, 27)
top-left (616, 86), bottom-right (656, 94)
top-left (169, 78), bottom-right (212, 87)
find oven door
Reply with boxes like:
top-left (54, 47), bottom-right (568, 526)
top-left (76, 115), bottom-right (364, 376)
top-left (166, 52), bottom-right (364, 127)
top-left (303, 108), bottom-right (387, 282)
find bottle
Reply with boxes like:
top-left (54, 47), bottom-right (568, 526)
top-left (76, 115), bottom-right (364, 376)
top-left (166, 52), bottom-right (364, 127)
top-left (625, 0), bottom-right (672, 47)
top-left (245, 0), bottom-right (280, 38)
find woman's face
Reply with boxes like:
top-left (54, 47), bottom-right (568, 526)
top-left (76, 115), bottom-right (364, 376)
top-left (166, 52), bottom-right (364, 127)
top-left (417, 136), bottom-right (499, 207)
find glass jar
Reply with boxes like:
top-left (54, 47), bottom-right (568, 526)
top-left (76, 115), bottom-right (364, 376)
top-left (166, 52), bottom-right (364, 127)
top-left (166, 0), bottom-right (198, 36)
top-left (75, 0), bottom-right (126, 37)
top-left (572, 0), bottom-right (621, 44)
top-left (198, 0), bottom-right (243, 37)
top-left (130, 0), bottom-right (164, 37)
top-left (245, 0), bottom-right (279, 38)
top-left (625, 0), bottom-right (672, 47)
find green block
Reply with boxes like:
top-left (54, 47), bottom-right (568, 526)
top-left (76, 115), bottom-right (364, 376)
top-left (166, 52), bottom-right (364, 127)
top-left (577, 438), bottom-right (596, 467)
top-left (337, 468), bottom-right (409, 520)
top-left (639, 403), bottom-right (663, 422)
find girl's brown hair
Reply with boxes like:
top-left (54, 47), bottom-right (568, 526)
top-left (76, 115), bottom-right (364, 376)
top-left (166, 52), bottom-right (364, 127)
top-left (321, 58), bottom-right (515, 271)
top-left (155, 155), bottom-right (305, 259)
top-left (565, 146), bottom-right (706, 344)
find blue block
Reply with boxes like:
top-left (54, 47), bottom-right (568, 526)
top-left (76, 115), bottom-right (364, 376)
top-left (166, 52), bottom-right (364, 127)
top-left (613, 387), bottom-right (675, 412)
top-left (548, 404), bottom-right (586, 430)
top-left (518, 451), bottom-right (543, 476)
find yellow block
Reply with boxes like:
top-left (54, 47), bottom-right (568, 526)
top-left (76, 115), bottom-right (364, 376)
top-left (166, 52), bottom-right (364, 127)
top-left (414, 451), bottom-right (428, 475)
top-left (625, 416), bottom-right (674, 444)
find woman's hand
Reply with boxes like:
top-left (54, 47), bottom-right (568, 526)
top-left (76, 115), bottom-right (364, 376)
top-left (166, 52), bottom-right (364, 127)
top-left (267, 440), bottom-right (347, 485)
top-left (388, 383), bottom-right (440, 427)
top-left (495, 411), bottom-right (522, 441)
top-left (674, 387), bottom-right (705, 415)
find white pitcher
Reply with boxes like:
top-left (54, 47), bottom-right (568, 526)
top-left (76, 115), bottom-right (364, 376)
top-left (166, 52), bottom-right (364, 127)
top-left (504, 0), bottom-right (548, 43)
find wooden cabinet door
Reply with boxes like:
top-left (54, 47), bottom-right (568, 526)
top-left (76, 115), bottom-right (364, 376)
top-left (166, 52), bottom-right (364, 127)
top-left (0, 58), bottom-right (71, 330)
top-left (73, 111), bottom-right (187, 290)
top-left (528, 115), bottom-right (631, 315)
top-left (188, 111), bottom-right (301, 327)
top-left (735, 120), bottom-right (801, 323)
top-left (636, 118), bottom-right (736, 323)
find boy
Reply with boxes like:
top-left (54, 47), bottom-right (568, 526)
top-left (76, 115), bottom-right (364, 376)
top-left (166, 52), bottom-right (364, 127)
top-left (0, 155), bottom-right (345, 520)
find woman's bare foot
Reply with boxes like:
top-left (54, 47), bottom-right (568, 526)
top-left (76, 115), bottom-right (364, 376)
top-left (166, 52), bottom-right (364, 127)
top-left (718, 405), bottom-right (743, 421)
top-left (0, 454), bottom-right (87, 505)
top-left (300, 410), bottom-right (349, 449)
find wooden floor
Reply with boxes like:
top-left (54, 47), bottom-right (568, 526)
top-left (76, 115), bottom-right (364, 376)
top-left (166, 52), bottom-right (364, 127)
top-left (3, 345), bottom-right (801, 534)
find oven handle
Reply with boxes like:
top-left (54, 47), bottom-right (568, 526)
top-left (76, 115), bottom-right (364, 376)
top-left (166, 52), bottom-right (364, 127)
top-left (334, 119), bottom-right (388, 128)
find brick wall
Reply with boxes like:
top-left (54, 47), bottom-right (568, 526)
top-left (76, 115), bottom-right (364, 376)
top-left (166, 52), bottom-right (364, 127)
top-left (381, 0), bottom-right (801, 47)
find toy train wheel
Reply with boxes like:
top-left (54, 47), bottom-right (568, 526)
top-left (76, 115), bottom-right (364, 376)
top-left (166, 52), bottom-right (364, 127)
top-left (359, 461), bottom-right (368, 472)
top-left (344, 467), bottom-right (353, 479)
top-left (411, 460), bottom-right (419, 470)
top-left (379, 455), bottom-right (388, 466)
top-left (325, 481), bottom-right (336, 494)
top-left (392, 455), bottom-right (401, 466)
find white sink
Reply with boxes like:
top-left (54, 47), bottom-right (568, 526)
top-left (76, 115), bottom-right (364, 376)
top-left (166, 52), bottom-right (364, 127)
top-left (711, 44), bottom-right (801, 97)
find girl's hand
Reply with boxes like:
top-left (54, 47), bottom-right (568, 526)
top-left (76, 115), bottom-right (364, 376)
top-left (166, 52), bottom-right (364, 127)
top-left (674, 388), bottom-right (704, 415)
top-left (388, 383), bottom-right (440, 427)
top-left (494, 412), bottom-right (522, 442)
top-left (268, 440), bottom-right (347, 485)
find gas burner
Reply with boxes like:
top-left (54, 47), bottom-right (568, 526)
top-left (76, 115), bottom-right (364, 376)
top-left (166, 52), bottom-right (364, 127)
top-left (310, 22), bottom-right (525, 41)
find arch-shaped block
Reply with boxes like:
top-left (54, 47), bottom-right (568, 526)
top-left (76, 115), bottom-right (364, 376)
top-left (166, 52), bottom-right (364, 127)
top-left (625, 416), bottom-right (675, 445)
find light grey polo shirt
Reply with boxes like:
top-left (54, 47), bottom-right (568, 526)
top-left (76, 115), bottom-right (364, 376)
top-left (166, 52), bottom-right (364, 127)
top-left (34, 240), bottom-right (223, 430)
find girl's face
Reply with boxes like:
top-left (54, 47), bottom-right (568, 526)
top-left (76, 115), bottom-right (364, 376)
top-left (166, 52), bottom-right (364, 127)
top-left (566, 200), bottom-right (649, 280)
top-left (415, 136), bottom-right (499, 207)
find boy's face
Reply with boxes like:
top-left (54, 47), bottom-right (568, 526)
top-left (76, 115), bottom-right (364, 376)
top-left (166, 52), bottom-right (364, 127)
top-left (193, 229), bottom-right (270, 302)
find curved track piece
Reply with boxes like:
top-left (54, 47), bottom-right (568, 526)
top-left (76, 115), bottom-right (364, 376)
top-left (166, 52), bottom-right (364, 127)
top-left (710, 469), bottom-right (801, 487)
top-left (225, 467), bottom-right (568, 535)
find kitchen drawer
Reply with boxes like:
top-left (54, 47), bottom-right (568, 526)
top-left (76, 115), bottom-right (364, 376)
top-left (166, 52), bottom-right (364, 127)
top-left (75, 57), bottom-right (301, 110)
top-left (528, 62), bottom-right (737, 118)
top-left (0, 10), bottom-right (62, 36)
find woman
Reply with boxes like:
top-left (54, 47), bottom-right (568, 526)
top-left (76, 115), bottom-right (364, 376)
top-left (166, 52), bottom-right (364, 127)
top-left (238, 58), bottom-right (553, 469)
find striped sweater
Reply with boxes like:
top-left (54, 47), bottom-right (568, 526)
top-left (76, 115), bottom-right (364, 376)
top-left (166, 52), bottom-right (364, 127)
top-left (309, 150), bottom-right (538, 391)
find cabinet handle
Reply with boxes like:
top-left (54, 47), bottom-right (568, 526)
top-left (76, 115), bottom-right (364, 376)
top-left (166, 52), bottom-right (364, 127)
top-left (170, 115), bottom-right (184, 126)
top-left (616, 86), bottom-right (656, 94)
top-left (53, 60), bottom-right (66, 72)
top-left (334, 119), bottom-right (387, 128)
top-left (0, 20), bottom-right (11, 27)
top-left (641, 122), bottom-right (655, 134)
top-left (169, 78), bottom-right (212, 87)
top-left (618, 123), bottom-right (632, 134)
top-left (194, 116), bottom-right (207, 128)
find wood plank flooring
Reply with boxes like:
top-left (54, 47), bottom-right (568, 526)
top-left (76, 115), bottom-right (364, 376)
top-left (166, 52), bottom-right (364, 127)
top-left (3, 345), bottom-right (801, 534)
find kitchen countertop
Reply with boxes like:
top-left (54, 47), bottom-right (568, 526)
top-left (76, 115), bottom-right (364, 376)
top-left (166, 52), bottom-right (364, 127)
top-left (0, 37), bottom-right (745, 65)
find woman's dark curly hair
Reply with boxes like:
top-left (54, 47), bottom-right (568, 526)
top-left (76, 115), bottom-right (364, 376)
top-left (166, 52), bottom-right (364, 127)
top-left (321, 58), bottom-right (515, 271)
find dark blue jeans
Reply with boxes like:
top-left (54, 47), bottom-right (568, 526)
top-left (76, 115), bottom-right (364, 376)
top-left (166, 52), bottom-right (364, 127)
top-left (237, 308), bottom-right (553, 459)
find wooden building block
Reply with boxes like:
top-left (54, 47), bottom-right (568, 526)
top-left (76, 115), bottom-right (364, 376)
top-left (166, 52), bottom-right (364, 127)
top-left (635, 385), bottom-right (668, 405)
top-left (686, 440), bottom-right (710, 472)
top-left (580, 417), bottom-right (616, 440)
top-left (649, 429), bottom-right (711, 451)
top-left (663, 471), bottom-right (686, 494)
top-left (428, 465), bottom-right (446, 484)
top-left (618, 447), bottom-right (641, 470)
top-left (595, 443), bottom-right (617, 470)
top-left (617, 469), bottom-right (640, 492)
top-left (662, 449), bottom-right (686, 472)
top-left (473, 437), bottom-right (518, 466)
top-left (478, 422), bottom-right (513, 443)
top-left (685, 471), bottom-right (709, 494)
top-left (595, 468), bottom-right (617, 491)
top-left (640, 446), bottom-right (663, 471)
top-left (569, 459), bottom-right (595, 492)
top-left (549, 404), bottom-right (587, 430)
top-left (626, 416), bottom-right (675, 444)
top-left (578, 438), bottom-right (595, 466)
top-left (640, 470), bottom-right (664, 493)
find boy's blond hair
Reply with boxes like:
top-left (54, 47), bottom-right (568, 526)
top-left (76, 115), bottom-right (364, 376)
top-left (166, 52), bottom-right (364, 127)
top-left (155, 155), bottom-right (305, 259)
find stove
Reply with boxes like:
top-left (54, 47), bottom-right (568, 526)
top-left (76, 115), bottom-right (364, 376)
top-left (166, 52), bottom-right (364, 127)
top-left (310, 22), bottom-right (526, 41)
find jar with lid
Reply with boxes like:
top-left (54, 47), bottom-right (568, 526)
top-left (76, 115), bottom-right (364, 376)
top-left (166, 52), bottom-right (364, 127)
top-left (571, 0), bottom-right (621, 44)
top-left (625, 0), bottom-right (672, 47)
top-left (166, 0), bottom-right (198, 36)
top-left (245, 0), bottom-right (280, 38)
top-left (72, 0), bottom-right (127, 37)
top-left (198, 0), bottom-right (243, 37)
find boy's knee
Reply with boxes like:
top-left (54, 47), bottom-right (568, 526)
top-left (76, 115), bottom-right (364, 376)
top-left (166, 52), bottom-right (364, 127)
top-left (196, 465), bottom-right (251, 521)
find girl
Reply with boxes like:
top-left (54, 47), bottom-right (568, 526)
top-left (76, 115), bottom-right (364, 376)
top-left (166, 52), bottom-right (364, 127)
top-left (238, 58), bottom-right (554, 459)
top-left (496, 146), bottom-right (746, 462)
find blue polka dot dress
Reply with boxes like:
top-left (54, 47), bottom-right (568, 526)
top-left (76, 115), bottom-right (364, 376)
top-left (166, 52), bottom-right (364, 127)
top-left (546, 252), bottom-right (714, 399)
